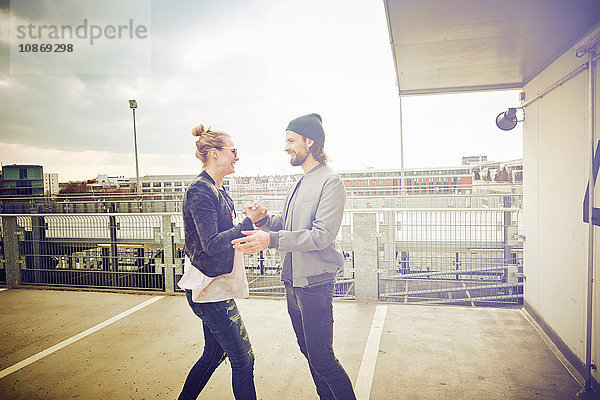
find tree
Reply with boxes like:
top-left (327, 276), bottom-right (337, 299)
top-left (494, 167), bottom-right (509, 182)
top-left (59, 182), bottom-right (89, 194)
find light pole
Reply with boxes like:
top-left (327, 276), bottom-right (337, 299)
top-left (128, 99), bottom-right (141, 195)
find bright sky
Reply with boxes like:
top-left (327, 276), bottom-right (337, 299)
top-left (0, 0), bottom-right (522, 182)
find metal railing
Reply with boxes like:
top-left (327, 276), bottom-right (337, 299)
top-left (0, 193), bottom-right (523, 307)
top-left (372, 203), bottom-right (523, 307)
top-left (13, 214), bottom-right (168, 291)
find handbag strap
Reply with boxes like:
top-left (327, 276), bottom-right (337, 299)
top-left (199, 175), bottom-right (219, 198)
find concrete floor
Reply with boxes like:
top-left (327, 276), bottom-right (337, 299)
top-left (0, 287), bottom-right (583, 399)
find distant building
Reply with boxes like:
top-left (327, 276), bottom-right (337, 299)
top-left (132, 175), bottom-right (197, 194)
top-left (119, 174), bottom-right (301, 196)
top-left (229, 174), bottom-right (301, 196)
top-left (0, 165), bottom-right (44, 196)
top-left (471, 159), bottom-right (523, 195)
top-left (96, 160), bottom-right (521, 199)
top-left (339, 166), bottom-right (474, 196)
top-left (338, 159), bottom-right (522, 197)
top-left (87, 175), bottom-right (132, 192)
top-left (44, 173), bottom-right (60, 195)
top-left (462, 155), bottom-right (488, 165)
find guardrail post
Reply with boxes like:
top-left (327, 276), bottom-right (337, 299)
top-left (502, 196), bottom-right (518, 301)
top-left (162, 215), bottom-right (176, 292)
top-left (108, 215), bottom-right (119, 271)
top-left (353, 212), bottom-right (379, 301)
top-left (382, 210), bottom-right (396, 273)
top-left (503, 195), bottom-right (513, 270)
top-left (2, 216), bottom-right (22, 287)
top-left (31, 216), bottom-right (45, 270)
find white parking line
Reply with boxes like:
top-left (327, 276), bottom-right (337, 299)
top-left (355, 305), bottom-right (388, 400)
top-left (0, 295), bottom-right (164, 380)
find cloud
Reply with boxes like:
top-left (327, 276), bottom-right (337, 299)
top-left (0, 142), bottom-right (140, 180)
top-left (0, 141), bottom-right (294, 182)
top-left (0, 0), bottom-right (522, 183)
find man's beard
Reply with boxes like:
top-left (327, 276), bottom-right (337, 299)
top-left (290, 145), bottom-right (309, 166)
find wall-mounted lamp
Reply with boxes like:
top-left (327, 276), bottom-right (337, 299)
top-left (495, 107), bottom-right (524, 131)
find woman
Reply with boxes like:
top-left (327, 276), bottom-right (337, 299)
top-left (177, 124), bottom-right (257, 400)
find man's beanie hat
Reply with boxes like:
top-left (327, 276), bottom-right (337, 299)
top-left (286, 113), bottom-right (325, 147)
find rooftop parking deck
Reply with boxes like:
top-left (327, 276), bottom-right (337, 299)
top-left (0, 287), bottom-right (583, 399)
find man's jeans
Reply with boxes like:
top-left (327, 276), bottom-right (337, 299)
top-left (285, 281), bottom-right (357, 400)
top-left (179, 291), bottom-right (257, 400)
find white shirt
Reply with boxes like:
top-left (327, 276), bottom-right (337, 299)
top-left (177, 251), bottom-right (249, 303)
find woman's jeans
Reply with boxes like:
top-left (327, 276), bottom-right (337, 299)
top-left (179, 291), bottom-right (256, 400)
top-left (285, 281), bottom-right (356, 400)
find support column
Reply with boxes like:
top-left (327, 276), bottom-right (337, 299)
top-left (353, 212), bottom-right (379, 301)
top-left (161, 215), bottom-right (176, 292)
top-left (2, 216), bottom-right (22, 287)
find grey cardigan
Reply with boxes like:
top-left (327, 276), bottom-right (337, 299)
top-left (255, 163), bottom-right (346, 287)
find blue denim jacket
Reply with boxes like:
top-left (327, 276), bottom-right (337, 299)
top-left (183, 171), bottom-right (253, 277)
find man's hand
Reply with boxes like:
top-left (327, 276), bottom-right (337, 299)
top-left (232, 230), bottom-right (270, 254)
top-left (243, 198), bottom-right (267, 223)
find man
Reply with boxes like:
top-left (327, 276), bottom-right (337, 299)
top-left (232, 113), bottom-right (356, 400)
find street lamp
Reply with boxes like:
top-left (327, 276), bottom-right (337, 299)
top-left (128, 99), bottom-right (141, 195)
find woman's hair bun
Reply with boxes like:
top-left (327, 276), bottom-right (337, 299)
top-left (191, 124), bottom-right (206, 137)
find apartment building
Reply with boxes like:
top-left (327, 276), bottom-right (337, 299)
top-left (339, 166), bottom-right (474, 196)
top-left (43, 172), bottom-right (60, 195)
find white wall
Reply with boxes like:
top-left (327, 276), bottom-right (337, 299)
top-left (523, 41), bottom-right (600, 382)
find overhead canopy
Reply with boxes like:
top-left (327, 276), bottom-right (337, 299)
top-left (384, 0), bottom-right (600, 95)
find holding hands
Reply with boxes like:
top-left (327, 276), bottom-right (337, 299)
top-left (234, 198), bottom-right (269, 254)
top-left (243, 198), bottom-right (267, 223)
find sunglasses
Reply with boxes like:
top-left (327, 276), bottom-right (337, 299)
top-left (215, 146), bottom-right (238, 156)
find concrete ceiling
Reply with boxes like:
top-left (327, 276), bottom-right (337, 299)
top-left (384, 0), bottom-right (600, 95)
